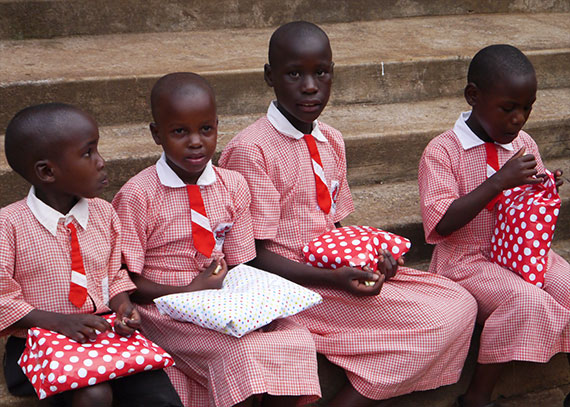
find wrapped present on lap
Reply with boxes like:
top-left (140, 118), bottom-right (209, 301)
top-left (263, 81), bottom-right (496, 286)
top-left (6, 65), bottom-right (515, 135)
top-left (18, 313), bottom-right (174, 400)
top-left (303, 226), bottom-right (412, 285)
top-left (154, 264), bottom-right (322, 338)
top-left (490, 171), bottom-right (561, 288)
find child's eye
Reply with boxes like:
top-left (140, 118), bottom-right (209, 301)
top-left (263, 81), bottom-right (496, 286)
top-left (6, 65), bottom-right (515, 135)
top-left (202, 125), bottom-right (213, 132)
top-left (173, 128), bottom-right (186, 135)
top-left (316, 70), bottom-right (326, 77)
top-left (501, 106), bottom-right (514, 113)
top-left (83, 148), bottom-right (92, 157)
top-left (288, 72), bottom-right (300, 78)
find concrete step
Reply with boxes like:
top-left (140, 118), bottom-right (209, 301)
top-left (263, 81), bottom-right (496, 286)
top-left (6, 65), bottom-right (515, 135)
top-left (345, 157), bottom-right (570, 263)
top-left (2, 88), bottom-right (568, 208)
top-left (2, 0), bottom-right (569, 40)
top-left (1, 12), bottom-right (569, 127)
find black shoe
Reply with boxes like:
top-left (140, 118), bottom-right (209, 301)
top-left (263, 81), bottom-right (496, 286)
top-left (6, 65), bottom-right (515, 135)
top-left (564, 392), bottom-right (570, 407)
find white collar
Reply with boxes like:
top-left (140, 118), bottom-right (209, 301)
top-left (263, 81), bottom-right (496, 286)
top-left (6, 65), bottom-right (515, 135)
top-left (453, 111), bottom-right (514, 151)
top-left (266, 101), bottom-right (327, 142)
top-left (26, 186), bottom-right (89, 236)
top-left (156, 152), bottom-right (216, 188)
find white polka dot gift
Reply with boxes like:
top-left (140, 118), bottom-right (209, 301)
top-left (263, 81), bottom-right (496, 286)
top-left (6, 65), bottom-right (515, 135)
top-left (303, 225), bottom-right (412, 271)
top-left (153, 263), bottom-right (322, 338)
top-left (490, 170), bottom-right (561, 288)
top-left (17, 313), bottom-right (174, 400)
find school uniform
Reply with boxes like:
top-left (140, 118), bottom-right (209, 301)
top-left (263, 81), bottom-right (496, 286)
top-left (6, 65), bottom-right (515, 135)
top-left (218, 102), bottom-right (478, 400)
top-left (112, 155), bottom-right (321, 407)
top-left (419, 111), bottom-right (570, 364)
top-left (0, 189), bottom-right (181, 406)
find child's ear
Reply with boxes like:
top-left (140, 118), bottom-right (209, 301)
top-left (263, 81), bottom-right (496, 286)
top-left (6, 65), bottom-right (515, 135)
top-left (149, 122), bottom-right (161, 146)
top-left (330, 61), bottom-right (335, 77)
top-left (263, 64), bottom-right (274, 88)
top-left (34, 160), bottom-right (56, 183)
top-left (464, 83), bottom-right (479, 107)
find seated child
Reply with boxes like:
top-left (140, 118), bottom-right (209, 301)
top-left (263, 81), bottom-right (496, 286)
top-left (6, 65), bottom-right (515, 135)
top-left (219, 21), bottom-right (478, 407)
top-left (418, 44), bottom-right (570, 407)
top-left (112, 72), bottom-right (321, 407)
top-left (0, 103), bottom-right (182, 407)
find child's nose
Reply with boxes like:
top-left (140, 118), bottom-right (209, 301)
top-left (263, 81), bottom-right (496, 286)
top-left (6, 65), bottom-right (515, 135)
top-left (301, 75), bottom-right (318, 93)
top-left (511, 109), bottom-right (526, 125)
top-left (95, 152), bottom-right (105, 169)
top-left (188, 133), bottom-right (202, 147)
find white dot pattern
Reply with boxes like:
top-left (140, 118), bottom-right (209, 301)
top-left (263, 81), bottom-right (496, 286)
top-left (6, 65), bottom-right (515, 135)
top-left (17, 313), bottom-right (174, 399)
top-left (303, 226), bottom-right (411, 272)
top-left (153, 264), bottom-right (322, 338)
top-left (489, 172), bottom-right (561, 288)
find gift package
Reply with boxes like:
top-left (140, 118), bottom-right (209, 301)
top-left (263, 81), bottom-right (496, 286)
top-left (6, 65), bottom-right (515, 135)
top-left (490, 171), bottom-right (561, 288)
top-left (303, 225), bottom-right (411, 272)
top-left (154, 264), bottom-right (322, 338)
top-left (18, 313), bottom-right (175, 399)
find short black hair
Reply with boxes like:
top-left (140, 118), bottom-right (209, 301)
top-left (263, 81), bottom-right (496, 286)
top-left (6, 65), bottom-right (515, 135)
top-left (268, 21), bottom-right (330, 66)
top-left (5, 103), bottom-right (87, 180)
top-left (468, 44), bottom-right (535, 90)
top-left (150, 72), bottom-right (215, 122)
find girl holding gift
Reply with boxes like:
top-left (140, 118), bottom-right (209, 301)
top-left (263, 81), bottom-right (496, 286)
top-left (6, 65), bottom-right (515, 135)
top-left (220, 21), bottom-right (478, 407)
top-left (418, 44), bottom-right (570, 407)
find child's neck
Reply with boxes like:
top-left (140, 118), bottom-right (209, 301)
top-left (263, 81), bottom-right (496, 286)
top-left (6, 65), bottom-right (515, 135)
top-left (275, 102), bottom-right (314, 135)
top-left (34, 186), bottom-right (80, 216)
top-left (465, 115), bottom-right (493, 143)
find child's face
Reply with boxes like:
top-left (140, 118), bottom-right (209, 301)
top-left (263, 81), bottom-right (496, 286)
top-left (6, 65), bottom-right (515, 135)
top-left (467, 72), bottom-right (537, 144)
top-left (265, 35), bottom-right (333, 133)
top-left (151, 90), bottom-right (218, 184)
top-left (50, 114), bottom-right (107, 198)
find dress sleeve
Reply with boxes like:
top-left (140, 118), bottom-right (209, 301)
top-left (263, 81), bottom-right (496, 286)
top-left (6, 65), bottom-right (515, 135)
top-left (0, 213), bottom-right (34, 335)
top-left (418, 139), bottom-right (460, 244)
top-left (219, 142), bottom-right (281, 241)
top-left (222, 174), bottom-right (256, 266)
top-left (106, 208), bottom-right (137, 300)
top-left (112, 184), bottom-right (149, 276)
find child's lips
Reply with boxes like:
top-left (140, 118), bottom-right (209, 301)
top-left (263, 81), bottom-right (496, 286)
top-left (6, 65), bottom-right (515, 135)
top-left (297, 100), bottom-right (321, 113)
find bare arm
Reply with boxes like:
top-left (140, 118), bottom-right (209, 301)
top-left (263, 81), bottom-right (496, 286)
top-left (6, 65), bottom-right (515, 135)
top-left (128, 259), bottom-right (228, 304)
top-left (248, 240), bottom-right (384, 297)
top-left (436, 147), bottom-right (543, 236)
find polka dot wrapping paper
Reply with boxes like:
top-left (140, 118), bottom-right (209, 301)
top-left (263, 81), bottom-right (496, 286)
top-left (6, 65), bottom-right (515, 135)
top-left (17, 313), bottom-right (174, 400)
top-left (490, 171), bottom-right (561, 288)
top-left (303, 225), bottom-right (411, 271)
top-left (153, 264), bottom-right (322, 338)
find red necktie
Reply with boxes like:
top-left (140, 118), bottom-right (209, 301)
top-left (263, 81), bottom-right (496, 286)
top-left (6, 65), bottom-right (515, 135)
top-left (186, 184), bottom-right (215, 257)
top-left (485, 142), bottom-right (501, 211)
top-left (67, 222), bottom-right (88, 308)
top-left (303, 134), bottom-right (332, 214)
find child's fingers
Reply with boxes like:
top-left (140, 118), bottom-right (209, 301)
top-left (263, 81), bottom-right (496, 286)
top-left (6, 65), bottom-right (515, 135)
top-left (512, 147), bottom-right (525, 159)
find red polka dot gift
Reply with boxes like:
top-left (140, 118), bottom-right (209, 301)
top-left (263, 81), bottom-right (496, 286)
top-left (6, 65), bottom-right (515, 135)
top-left (17, 313), bottom-right (174, 400)
top-left (303, 225), bottom-right (412, 278)
top-left (490, 171), bottom-right (561, 288)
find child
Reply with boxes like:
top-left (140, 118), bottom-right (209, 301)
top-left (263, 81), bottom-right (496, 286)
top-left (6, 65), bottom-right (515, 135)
top-left (0, 103), bottom-right (182, 407)
top-left (219, 21), bottom-right (478, 407)
top-left (418, 44), bottom-right (570, 407)
top-left (112, 72), bottom-right (321, 407)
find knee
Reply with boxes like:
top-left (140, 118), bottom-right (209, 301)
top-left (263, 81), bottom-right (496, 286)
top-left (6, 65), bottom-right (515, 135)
top-left (72, 382), bottom-right (113, 407)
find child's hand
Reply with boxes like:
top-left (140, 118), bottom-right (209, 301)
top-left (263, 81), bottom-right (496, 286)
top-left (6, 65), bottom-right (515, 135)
top-left (186, 258), bottom-right (228, 292)
top-left (332, 265), bottom-right (385, 296)
top-left (493, 147), bottom-right (542, 190)
top-left (377, 250), bottom-right (403, 281)
top-left (50, 313), bottom-right (111, 344)
top-left (114, 301), bottom-right (141, 337)
top-left (553, 169), bottom-right (564, 191)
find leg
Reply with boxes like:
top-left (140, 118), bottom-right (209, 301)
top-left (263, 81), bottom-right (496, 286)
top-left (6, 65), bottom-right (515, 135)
top-left (328, 382), bottom-right (391, 407)
top-left (3, 336), bottom-right (36, 396)
top-left (233, 395), bottom-right (256, 407)
top-left (71, 382), bottom-right (113, 407)
top-left (261, 394), bottom-right (299, 407)
top-left (111, 369), bottom-right (183, 406)
top-left (460, 362), bottom-right (504, 407)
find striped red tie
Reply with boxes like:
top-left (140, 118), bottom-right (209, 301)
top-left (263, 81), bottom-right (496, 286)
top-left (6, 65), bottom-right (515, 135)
top-left (485, 142), bottom-right (501, 211)
top-left (304, 134), bottom-right (332, 214)
top-left (186, 184), bottom-right (215, 257)
top-left (67, 222), bottom-right (88, 308)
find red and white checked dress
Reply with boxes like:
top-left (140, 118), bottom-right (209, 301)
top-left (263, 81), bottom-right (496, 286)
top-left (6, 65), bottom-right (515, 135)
top-left (219, 105), bottom-right (478, 400)
top-left (418, 112), bottom-right (570, 364)
top-left (0, 190), bottom-right (135, 338)
top-left (112, 160), bottom-right (321, 407)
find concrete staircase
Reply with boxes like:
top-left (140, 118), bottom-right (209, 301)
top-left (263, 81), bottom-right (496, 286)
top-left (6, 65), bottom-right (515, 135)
top-left (1, 1), bottom-right (569, 406)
